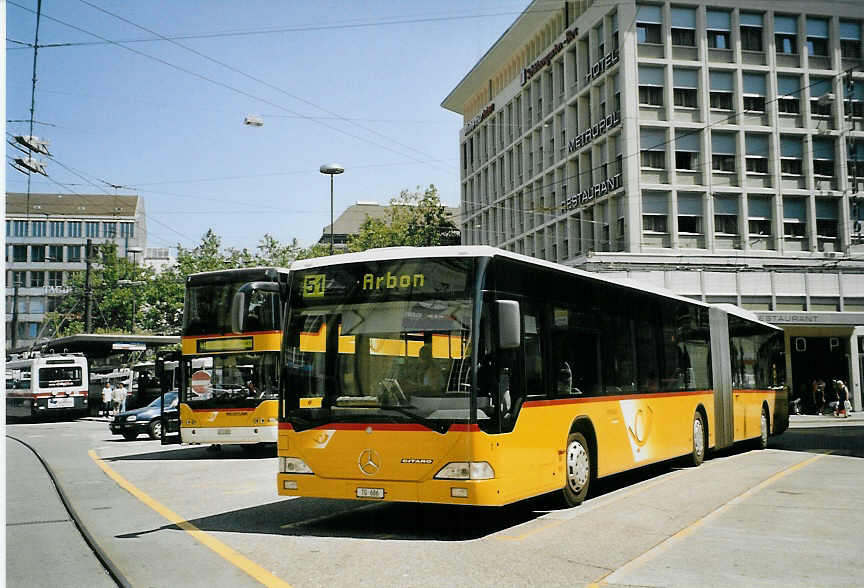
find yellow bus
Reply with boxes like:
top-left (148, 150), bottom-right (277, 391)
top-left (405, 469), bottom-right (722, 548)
top-left (274, 247), bottom-right (787, 506)
top-left (176, 267), bottom-right (289, 450)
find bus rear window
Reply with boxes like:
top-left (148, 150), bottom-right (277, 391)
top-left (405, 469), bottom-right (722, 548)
top-left (39, 367), bottom-right (83, 388)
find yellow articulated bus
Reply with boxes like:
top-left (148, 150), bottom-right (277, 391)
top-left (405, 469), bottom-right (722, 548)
top-left (173, 267), bottom-right (289, 450)
top-left (273, 247), bottom-right (787, 506)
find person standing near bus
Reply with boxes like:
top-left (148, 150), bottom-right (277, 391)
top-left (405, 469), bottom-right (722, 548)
top-left (101, 382), bottom-right (113, 417)
top-left (114, 382), bottom-right (128, 414)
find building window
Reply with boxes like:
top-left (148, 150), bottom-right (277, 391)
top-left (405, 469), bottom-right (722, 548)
top-left (810, 78), bottom-right (833, 117)
top-left (840, 20), bottom-right (862, 58)
top-left (670, 7), bottom-right (696, 46)
top-left (775, 15), bottom-right (798, 54)
top-left (709, 71), bottom-right (733, 110)
top-left (816, 199), bottom-right (838, 238)
top-left (777, 75), bottom-right (801, 113)
top-left (740, 12), bottom-right (764, 51)
top-left (67, 245), bottom-right (82, 262)
top-left (85, 221), bottom-right (99, 238)
top-left (31, 245), bottom-right (46, 263)
top-left (68, 221), bottom-right (82, 238)
top-left (677, 193), bottom-right (703, 234)
top-left (640, 127), bottom-right (666, 169)
top-left (48, 245), bottom-right (63, 263)
top-left (673, 68), bottom-right (698, 107)
top-left (783, 197), bottom-right (807, 238)
top-left (845, 80), bottom-right (864, 117)
top-left (745, 134), bottom-right (769, 173)
top-left (32, 221), bottom-right (46, 237)
top-left (642, 191), bottom-right (668, 233)
top-left (13, 220), bottom-right (28, 237)
top-left (611, 12), bottom-right (619, 51)
top-left (47, 271), bottom-right (63, 287)
top-left (780, 136), bottom-right (803, 175)
top-left (675, 130), bottom-right (700, 170)
top-left (49, 221), bottom-right (64, 237)
top-left (714, 196), bottom-right (739, 234)
top-left (711, 132), bottom-right (736, 172)
top-left (12, 245), bottom-right (27, 262)
top-left (707, 10), bottom-right (731, 49)
top-left (11, 271), bottom-right (27, 287)
top-left (742, 73), bottom-right (766, 112)
top-left (30, 271), bottom-right (45, 288)
top-left (812, 138), bottom-right (835, 177)
top-left (806, 18), bottom-right (829, 57)
top-left (636, 4), bottom-right (662, 44)
top-left (638, 65), bottom-right (664, 106)
top-left (103, 222), bottom-right (117, 238)
top-left (748, 196), bottom-right (772, 236)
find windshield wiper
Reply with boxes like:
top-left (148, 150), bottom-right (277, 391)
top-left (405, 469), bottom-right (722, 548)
top-left (379, 404), bottom-right (449, 434)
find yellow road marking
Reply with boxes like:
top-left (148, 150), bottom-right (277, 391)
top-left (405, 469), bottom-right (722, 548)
top-left (495, 469), bottom-right (688, 542)
top-left (89, 450), bottom-right (292, 588)
top-left (590, 452), bottom-right (829, 587)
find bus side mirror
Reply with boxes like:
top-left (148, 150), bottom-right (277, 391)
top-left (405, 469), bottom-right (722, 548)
top-left (231, 289), bottom-right (248, 333)
top-left (497, 300), bottom-right (521, 349)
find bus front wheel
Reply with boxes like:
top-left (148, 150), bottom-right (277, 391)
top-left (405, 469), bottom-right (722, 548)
top-left (686, 411), bottom-right (706, 467)
top-left (561, 432), bottom-right (591, 507)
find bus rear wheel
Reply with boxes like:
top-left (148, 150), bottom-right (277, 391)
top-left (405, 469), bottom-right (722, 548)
top-left (561, 432), bottom-right (591, 507)
top-left (685, 411), bottom-right (706, 467)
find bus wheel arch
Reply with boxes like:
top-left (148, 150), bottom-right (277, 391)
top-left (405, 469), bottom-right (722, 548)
top-left (685, 408), bottom-right (708, 467)
top-left (559, 417), bottom-right (596, 507)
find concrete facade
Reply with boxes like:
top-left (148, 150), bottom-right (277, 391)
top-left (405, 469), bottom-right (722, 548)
top-left (443, 0), bottom-right (864, 409)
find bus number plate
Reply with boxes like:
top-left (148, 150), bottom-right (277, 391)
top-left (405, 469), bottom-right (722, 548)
top-left (48, 397), bottom-right (74, 408)
top-left (356, 487), bottom-right (384, 499)
top-left (217, 429), bottom-right (232, 436)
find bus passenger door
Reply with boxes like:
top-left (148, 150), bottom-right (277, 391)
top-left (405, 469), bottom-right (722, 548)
top-left (158, 352), bottom-right (182, 445)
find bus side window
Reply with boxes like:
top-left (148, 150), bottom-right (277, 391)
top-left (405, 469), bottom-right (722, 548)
top-left (523, 312), bottom-right (544, 398)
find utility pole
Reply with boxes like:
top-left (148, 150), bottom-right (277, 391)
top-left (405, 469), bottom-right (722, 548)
top-left (84, 239), bottom-right (94, 332)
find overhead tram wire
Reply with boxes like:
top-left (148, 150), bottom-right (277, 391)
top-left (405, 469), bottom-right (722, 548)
top-left (77, 0), bottom-right (450, 171)
top-left (7, 1), bottom-right (443, 167)
top-left (6, 3), bottom-right (569, 50)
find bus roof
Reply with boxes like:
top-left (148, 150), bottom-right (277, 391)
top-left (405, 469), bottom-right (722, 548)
top-left (187, 266), bottom-right (290, 286)
top-left (289, 246), bottom-right (781, 331)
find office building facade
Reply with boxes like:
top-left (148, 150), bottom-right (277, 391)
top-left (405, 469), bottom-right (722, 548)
top-left (5, 193), bottom-right (146, 351)
top-left (443, 0), bottom-right (864, 408)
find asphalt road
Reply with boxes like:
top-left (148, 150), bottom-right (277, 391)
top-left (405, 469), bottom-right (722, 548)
top-left (6, 414), bottom-right (864, 587)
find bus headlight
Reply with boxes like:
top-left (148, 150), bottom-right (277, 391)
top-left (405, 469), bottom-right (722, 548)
top-left (280, 457), bottom-right (314, 474)
top-left (434, 461), bottom-right (494, 480)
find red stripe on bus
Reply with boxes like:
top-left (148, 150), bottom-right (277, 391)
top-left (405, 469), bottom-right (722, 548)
top-left (523, 389), bottom-right (714, 408)
top-left (279, 422), bottom-right (293, 430)
top-left (278, 422), bottom-right (478, 433)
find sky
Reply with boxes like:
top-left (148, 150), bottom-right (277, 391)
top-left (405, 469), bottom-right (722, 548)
top-left (6, 0), bottom-right (532, 252)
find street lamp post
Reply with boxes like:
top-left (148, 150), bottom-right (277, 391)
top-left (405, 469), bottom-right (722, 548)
top-left (319, 163), bottom-right (345, 255)
top-left (117, 280), bottom-right (145, 333)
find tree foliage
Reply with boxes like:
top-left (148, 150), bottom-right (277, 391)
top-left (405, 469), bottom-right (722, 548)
top-left (348, 185), bottom-right (458, 252)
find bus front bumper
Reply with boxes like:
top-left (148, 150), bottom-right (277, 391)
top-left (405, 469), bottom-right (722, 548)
top-left (181, 425), bottom-right (277, 445)
top-left (277, 473), bottom-right (505, 506)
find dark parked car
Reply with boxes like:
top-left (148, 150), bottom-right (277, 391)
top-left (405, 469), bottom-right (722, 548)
top-left (110, 392), bottom-right (179, 440)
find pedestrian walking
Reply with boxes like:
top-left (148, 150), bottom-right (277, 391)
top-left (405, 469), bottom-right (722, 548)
top-left (113, 382), bottom-right (128, 414)
top-left (835, 380), bottom-right (851, 418)
top-left (101, 382), bottom-right (113, 417)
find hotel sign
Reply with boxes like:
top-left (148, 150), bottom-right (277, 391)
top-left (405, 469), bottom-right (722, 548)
top-left (561, 173), bottom-right (623, 212)
top-left (584, 48), bottom-right (619, 84)
top-left (521, 28), bottom-right (578, 86)
top-left (568, 111), bottom-right (621, 152)
top-left (463, 103), bottom-right (495, 136)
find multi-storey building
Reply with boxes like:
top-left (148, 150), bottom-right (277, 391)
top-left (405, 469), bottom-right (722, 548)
top-left (5, 192), bottom-right (147, 351)
top-left (443, 0), bottom-right (864, 409)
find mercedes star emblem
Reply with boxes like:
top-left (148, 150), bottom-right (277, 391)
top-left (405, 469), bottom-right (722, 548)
top-left (358, 448), bottom-right (381, 476)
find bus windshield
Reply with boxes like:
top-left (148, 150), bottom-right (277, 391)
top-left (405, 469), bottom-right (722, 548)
top-left (39, 366), bottom-right (83, 388)
top-left (184, 283), bottom-right (280, 336)
top-left (283, 259), bottom-right (476, 432)
top-left (182, 352), bottom-right (279, 409)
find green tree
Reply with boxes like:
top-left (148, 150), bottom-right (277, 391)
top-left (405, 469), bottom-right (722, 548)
top-left (348, 185), bottom-right (458, 252)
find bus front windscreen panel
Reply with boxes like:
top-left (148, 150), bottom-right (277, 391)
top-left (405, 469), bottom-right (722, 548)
top-left (283, 259), bottom-right (477, 432)
top-left (183, 352), bottom-right (280, 410)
